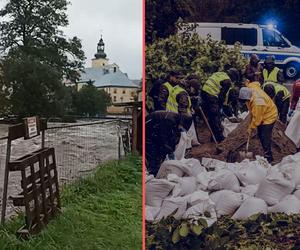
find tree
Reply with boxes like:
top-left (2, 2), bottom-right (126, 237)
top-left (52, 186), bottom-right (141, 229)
top-left (0, 0), bottom-right (85, 117)
top-left (74, 84), bottom-right (111, 116)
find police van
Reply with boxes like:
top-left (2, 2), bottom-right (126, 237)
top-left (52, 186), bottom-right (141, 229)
top-left (189, 23), bottom-right (300, 79)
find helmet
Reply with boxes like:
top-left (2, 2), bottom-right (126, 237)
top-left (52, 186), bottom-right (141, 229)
top-left (265, 55), bottom-right (275, 64)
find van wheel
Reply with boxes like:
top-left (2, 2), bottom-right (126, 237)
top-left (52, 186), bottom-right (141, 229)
top-left (284, 62), bottom-right (299, 79)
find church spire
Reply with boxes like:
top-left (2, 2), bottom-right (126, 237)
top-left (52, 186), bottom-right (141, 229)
top-left (95, 35), bottom-right (107, 59)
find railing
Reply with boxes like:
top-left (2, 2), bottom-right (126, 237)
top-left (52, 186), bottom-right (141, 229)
top-left (0, 119), bottom-right (130, 219)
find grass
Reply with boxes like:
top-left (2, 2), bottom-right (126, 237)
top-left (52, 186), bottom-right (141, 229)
top-left (0, 155), bottom-right (142, 250)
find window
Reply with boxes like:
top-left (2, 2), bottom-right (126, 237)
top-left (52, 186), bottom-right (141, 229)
top-left (262, 29), bottom-right (289, 47)
top-left (120, 96), bottom-right (123, 102)
top-left (114, 88), bottom-right (117, 94)
top-left (114, 67), bottom-right (117, 73)
top-left (113, 96), bottom-right (117, 102)
top-left (221, 28), bottom-right (257, 46)
top-left (123, 89), bottom-right (126, 94)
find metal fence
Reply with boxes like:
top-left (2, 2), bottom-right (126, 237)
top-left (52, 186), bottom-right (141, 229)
top-left (0, 119), bottom-right (130, 219)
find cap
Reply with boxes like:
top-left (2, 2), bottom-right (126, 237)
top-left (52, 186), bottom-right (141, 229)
top-left (238, 87), bottom-right (252, 100)
top-left (265, 55), bottom-right (275, 64)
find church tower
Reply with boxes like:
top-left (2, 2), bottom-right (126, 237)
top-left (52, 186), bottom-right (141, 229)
top-left (92, 35), bottom-right (109, 68)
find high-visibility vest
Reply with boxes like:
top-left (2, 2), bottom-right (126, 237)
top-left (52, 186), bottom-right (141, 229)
top-left (202, 72), bottom-right (230, 97)
top-left (263, 67), bottom-right (280, 83)
top-left (163, 82), bottom-right (174, 95)
top-left (262, 82), bottom-right (291, 101)
top-left (166, 85), bottom-right (191, 114)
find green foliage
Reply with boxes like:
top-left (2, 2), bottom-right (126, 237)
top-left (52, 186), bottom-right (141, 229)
top-left (0, 156), bottom-right (142, 250)
top-left (146, 31), bottom-right (247, 92)
top-left (147, 213), bottom-right (300, 249)
top-left (0, 0), bottom-right (85, 118)
top-left (74, 84), bottom-right (111, 116)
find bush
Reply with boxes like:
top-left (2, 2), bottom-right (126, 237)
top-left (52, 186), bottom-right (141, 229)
top-left (146, 31), bottom-right (247, 93)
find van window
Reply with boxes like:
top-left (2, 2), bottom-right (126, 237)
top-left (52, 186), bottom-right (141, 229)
top-left (262, 29), bottom-right (289, 47)
top-left (221, 28), bottom-right (257, 46)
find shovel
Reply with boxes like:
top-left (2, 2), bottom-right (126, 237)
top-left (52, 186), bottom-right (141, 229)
top-left (239, 134), bottom-right (253, 159)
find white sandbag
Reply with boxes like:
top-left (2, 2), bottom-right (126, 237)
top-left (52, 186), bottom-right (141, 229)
top-left (201, 158), bottom-right (228, 170)
top-left (276, 153), bottom-right (300, 187)
top-left (181, 158), bottom-right (206, 177)
top-left (196, 172), bottom-right (213, 191)
top-left (189, 190), bottom-right (210, 206)
top-left (174, 132), bottom-right (188, 160)
top-left (171, 177), bottom-right (197, 197)
top-left (146, 179), bottom-right (175, 207)
top-left (268, 195), bottom-right (300, 215)
top-left (146, 206), bottom-right (161, 221)
top-left (187, 121), bottom-right (200, 146)
top-left (156, 196), bottom-right (188, 220)
top-left (240, 184), bottom-right (259, 197)
top-left (285, 111), bottom-right (300, 148)
top-left (232, 197), bottom-right (267, 220)
top-left (146, 175), bottom-right (154, 182)
top-left (293, 189), bottom-right (300, 200)
top-left (209, 190), bottom-right (244, 217)
top-left (157, 160), bottom-right (192, 178)
top-left (255, 169), bottom-right (295, 206)
top-left (183, 198), bottom-right (217, 226)
top-left (234, 161), bottom-right (267, 186)
top-left (222, 118), bottom-right (239, 137)
top-left (208, 169), bottom-right (240, 192)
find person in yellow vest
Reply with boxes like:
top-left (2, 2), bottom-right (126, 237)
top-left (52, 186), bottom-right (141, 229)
top-left (238, 87), bottom-right (278, 163)
top-left (263, 55), bottom-right (285, 84)
top-left (166, 79), bottom-right (192, 115)
top-left (262, 82), bottom-right (291, 124)
top-left (201, 68), bottom-right (239, 142)
top-left (158, 70), bottom-right (182, 110)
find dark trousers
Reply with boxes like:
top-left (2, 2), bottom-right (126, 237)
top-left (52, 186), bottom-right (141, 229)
top-left (277, 98), bottom-right (290, 124)
top-left (257, 122), bottom-right (275, 163)
top-left (201, 92), bottom-right (224, 142)
top-left (146, 143), bottom-right (166, 176)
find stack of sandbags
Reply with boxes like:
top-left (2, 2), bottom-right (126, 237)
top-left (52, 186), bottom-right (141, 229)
top-left (285, 111), bottom-right (300, 148)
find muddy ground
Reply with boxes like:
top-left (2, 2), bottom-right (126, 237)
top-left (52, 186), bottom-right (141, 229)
top-left (188, 116), bottom-right (297, 164)
top-left (0, 121), bottom-right (127, 218)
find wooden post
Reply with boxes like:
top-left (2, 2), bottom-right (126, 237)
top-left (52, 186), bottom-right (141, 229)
top-left (1, 138), bottom-right (11, 224)
top-left (118, 120), bottom-right (121, 161)
top-left (132, 104), bottom-right (138, 153)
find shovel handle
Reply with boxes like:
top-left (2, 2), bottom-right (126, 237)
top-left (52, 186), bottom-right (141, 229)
top-left (246, 135), bottom-right (250, 152)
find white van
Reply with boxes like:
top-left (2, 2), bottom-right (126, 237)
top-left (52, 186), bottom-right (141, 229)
top-left (188, 23), bottom-right (300, 79)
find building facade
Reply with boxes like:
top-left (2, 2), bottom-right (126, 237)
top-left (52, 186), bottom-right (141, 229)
top-left (77, 36), bottom-right (140, 114)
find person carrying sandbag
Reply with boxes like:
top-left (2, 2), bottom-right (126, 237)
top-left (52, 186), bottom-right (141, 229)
top-left (238, 86), bottom-right (278, 163)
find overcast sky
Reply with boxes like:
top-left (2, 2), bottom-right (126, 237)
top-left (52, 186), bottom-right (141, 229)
top-left (0, 0), bottom-right (142, 80)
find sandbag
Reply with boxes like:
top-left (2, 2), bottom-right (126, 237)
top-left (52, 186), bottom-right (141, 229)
top-left (285, 111), bottom-right (300, 148)
top-left (146, 206), bottom-right (161, 221)
top-left (255, 169), bottom-right (295, 206)
top-left (240, 184), bottom-right (259, 197)
top-left (196, 172), bottom-right (213, 191)
top-left (268, 195), bottom-right (300, 215)
top-left (181, 158), bottom-right (206, 177)
top-left (293, 189), bottom-right (300, 200)
top-left (189, 190), bottom-right (210, 206)
top-left (234, 161), bottom-right (267, 186)
top-left (187, 121), bottom-right (200, 147)
top-left (232, 197), bottom-right (267, 220)
top-left (157, 160), bottom-right (192, 179)
top-left (276, 153), bottom-right (300, 187)
top-left (146, 179), bottom-right (175, 207)
top-left (170, 176), bottom-right (197, 197)
top-left (156, 196), bottom-right (188, 220)
top-left (222, 118), bottom-right (239, 137)
top-left (208, 169), bottom-right (240, 192)
top-left (210, 190), bottom-right (244, 217)
top-left (174, 132), bottom-right (188, 160)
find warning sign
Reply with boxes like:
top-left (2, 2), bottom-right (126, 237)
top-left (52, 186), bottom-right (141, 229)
top-left (24, 116), bottom-right (39, 139)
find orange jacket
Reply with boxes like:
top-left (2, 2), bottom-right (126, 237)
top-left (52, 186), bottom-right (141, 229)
top-left (246, 82), bottom-right (278, 129)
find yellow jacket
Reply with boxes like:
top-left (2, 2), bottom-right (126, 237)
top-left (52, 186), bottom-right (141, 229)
top-left (246, 82), bottom-right (278, 129)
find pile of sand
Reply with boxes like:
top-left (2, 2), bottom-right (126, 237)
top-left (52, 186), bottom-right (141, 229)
top-left (190, 116), bottom-right (297, 164)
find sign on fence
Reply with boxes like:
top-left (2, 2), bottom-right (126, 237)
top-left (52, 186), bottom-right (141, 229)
top-left (24, 116), bottom-right (39, 139)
